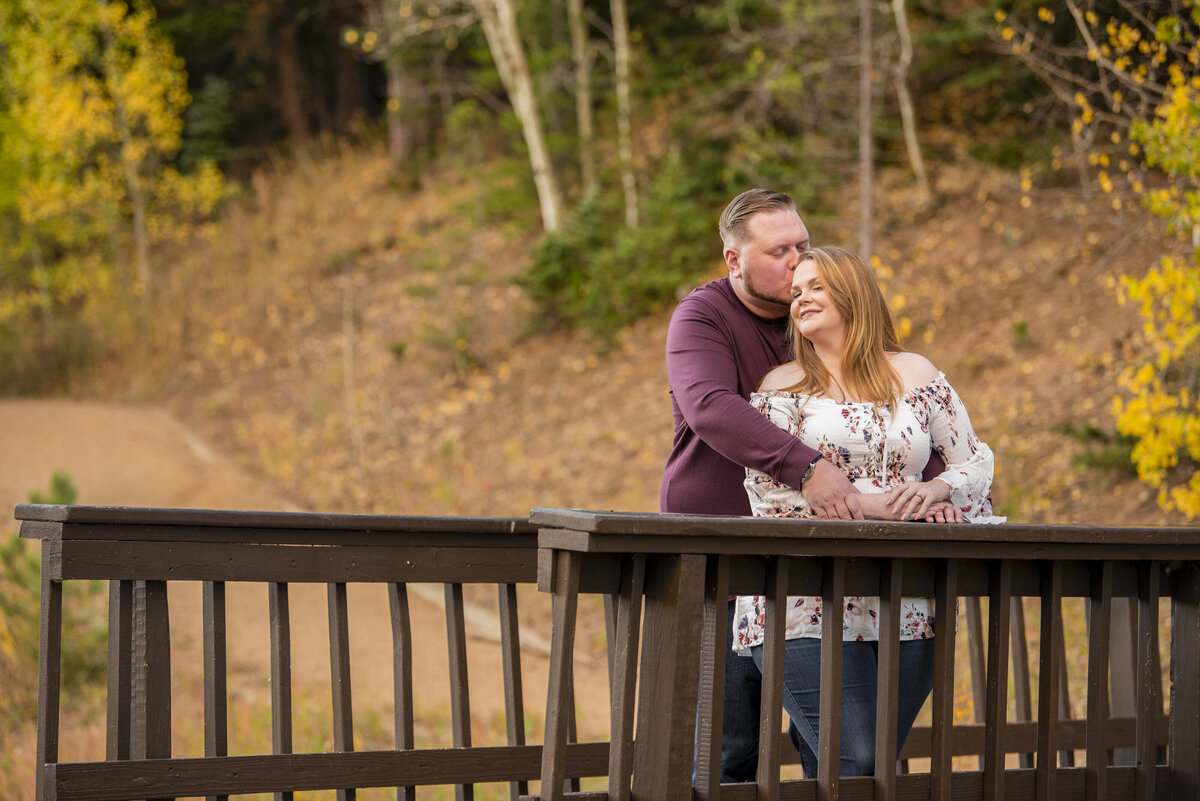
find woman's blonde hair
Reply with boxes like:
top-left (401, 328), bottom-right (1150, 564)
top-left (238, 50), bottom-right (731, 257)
top-left (786, 246), bottom-right (903, 406)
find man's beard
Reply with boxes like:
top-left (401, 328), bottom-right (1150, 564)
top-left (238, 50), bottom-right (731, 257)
top-left (742, 272), bottom-right (790, 308)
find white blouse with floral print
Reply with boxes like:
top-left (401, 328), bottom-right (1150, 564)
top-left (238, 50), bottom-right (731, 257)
top-left (733, 372), bottom-right (1003, 653)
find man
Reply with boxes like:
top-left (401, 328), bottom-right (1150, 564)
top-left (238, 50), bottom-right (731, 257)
top-left (661, 188), bottom-right (944, 780)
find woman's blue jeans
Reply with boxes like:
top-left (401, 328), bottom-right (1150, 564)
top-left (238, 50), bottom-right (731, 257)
top-left (750, 637), bottom-right (935, 778)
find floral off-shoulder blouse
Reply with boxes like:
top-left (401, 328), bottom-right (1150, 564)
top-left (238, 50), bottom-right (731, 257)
top-left (733, 372), bottom-right (1004, 653)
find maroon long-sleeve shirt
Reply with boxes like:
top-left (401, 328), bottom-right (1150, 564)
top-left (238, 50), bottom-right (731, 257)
top-left (660, 278), bottom-right (942, 516)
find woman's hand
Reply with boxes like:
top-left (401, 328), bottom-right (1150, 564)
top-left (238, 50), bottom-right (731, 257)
top-left (921, 501), bottom-right (963, 524)
top-left (884, 479), bottom-right (953, 521)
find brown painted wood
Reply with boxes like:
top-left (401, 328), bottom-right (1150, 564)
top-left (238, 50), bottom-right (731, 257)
top-left (903, 715), bottom-right (1165, 761)
top-left (17, 503), bottom-right (535, 537)
top-left (1134, 560), bottom-right (1161, 801)
top-left (202, 581), bottom-right (229, 801)
top-left (695, 555), bottom-right (729, 801)
top-left (607, 555), bottom-right (645, 801)
top-left (498, 583), bottom-right (528, 801)
top-left (1169, 561), bottom-right (1200, 801)
top-left (445, 582), bottom-right (474, 801)
top-left (965, 596), bottom-right (987, 744)
top-left (1085, 562), bottom-right (1111, 801)
top-left (527, 507), bottom-right (1200, 548)
top-left (1035, 561), bottom-right (1062, 801)
top-left (1008, 597), bottom-right (1034, 770)
top-left (875, 558), bottom-right (902, 800)
top-left (756, 555), bottom-right (791, 801)
top-left (105, 580), bottom-right (132, 762)
top-left (268, 582), bottom-right (294, 801)
top-left (983, 561), bottom-right (1012, 801)
top-left (36, 569), bottom-right (62, 801)
top-left (327, 582), bottom-right (355, 801)
top-left (542, 549), bottom-right (582, 801)
top-left (46, 742), bottom-right (612, 800)
top-left (53, 540), bottom-right (536, 583)
top-left (817, 557), bottom-right (845, 801)
top-left (388, 583), bottom-right (415, 801)
top-left (1109, 595), bottom-right (1139, 766)
top-left (931, 559), bottom-right (959, 801)
top-left (630, 553), bottom-right (705, 801)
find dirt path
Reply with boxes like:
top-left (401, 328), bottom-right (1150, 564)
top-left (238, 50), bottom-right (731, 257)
top-left (2, 399), bottom-right (610, 797)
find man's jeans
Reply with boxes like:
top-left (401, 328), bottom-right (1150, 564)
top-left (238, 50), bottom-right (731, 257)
top-left (750, 637), bottom-right (936, 777)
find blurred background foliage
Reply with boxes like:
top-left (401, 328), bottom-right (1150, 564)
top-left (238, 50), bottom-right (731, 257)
top-left (0, 0), bottom-right (1196, 517)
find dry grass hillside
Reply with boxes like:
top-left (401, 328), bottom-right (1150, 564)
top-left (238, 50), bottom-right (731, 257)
top-left (97, 139), bottom-right (1193, 528)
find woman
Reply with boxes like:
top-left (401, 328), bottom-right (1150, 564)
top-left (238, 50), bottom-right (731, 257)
top-left (733, 246), bottom-right (1002, 778)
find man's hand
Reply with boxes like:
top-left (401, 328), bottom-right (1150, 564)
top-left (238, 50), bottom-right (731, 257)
top-left (803, 459), bottom-right (863, 520)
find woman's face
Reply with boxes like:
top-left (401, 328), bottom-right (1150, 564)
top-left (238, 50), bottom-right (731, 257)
top-left (791, 258), bottom-right (845, 345)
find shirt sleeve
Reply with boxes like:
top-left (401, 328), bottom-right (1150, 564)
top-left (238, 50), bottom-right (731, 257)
top-left (666, 295), bottom-right (821, 488)
top-left (924, 377), bottom-right (998, 520)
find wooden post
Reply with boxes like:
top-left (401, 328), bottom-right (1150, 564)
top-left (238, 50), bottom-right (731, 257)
top-left (631, 553), bottom-right (706, 801)
top-left (1169, 561), bottom-right (1200, 801)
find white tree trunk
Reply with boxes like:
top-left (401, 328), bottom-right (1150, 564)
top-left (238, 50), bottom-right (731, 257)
top-left (474, 0), bottom-right (564, 232)
top-left (567, 0), bottom-right (596, 197)
top-left (611, 0), bottom-right (638, 228)
top-left (859, 0), bottom-right (873, 258)
top-left (891, 0), bottom-right (930, 201)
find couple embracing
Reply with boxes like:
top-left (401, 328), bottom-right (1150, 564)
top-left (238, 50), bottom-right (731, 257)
top-left (661, 188), bottom-right (1001, 779)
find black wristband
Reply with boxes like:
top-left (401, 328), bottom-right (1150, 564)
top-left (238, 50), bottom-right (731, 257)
top-left (799, 455), bottom-right (822, 486)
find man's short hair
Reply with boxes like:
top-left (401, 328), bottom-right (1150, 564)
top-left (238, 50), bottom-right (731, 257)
top-left (719, 188), bottom-right (796, 248)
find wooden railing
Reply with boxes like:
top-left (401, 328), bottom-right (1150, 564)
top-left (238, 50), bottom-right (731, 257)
top-left (17, 504), bottom-right (606, 801)
top-left (18, 504), bottom-right (1200, 801)
top-left (531, 508), bottom-right (1200, 801)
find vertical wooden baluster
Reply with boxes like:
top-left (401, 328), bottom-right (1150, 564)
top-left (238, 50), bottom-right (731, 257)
top-left (983, 561), bottom-right (1011, 801)
top-left (817, 557), bottom-right (845, 801)
top-left (445, 582), bottom-right (473, 801)
top-left (965, 595), bottom-right (987, 769)
top-left (1010, 597), bottom-right (1035, 769)
top-left (1168, 561), bottom-right (1200, 801)
top-left (608, 555), bottom-right (646, 801)
top-left (131, 580), bottom-right (172, 801)
top-left (874, 558), bottom-right (902, 801)
top-left (389, 583), bottom-right (415, 801)
top-left (1036, 562), bottom-right (1063, 801)
top-left (1110, 597), bottom-right (1139, 766)
top-left (1056, 609), bottom-right (1076, 768)
top-left (269, 582), bottom-right (294, 801)
top-left (1134, 561), bottom-right (1161, 801)
top-left (604, 594), bottom-right (618, 684)
top-left (498, 583), bottom-right (527, 801)
top-left (35, 567), bottom-right (62, 801)
top-left (203, 581), bottom-right (229, 801)
top-left (106, 580), bottom-right (132, 762)
top-left (695, 554), bottom-right (729, 801)
top-left (541, 550), bottom-right (581, 801)
top-left (755, 555), bottom-right (789, 801)
top-left (1086, 561), bottom-right (1112, 801)
top-left (931, 560), bottom-right (959, 801)
top-left (328, 582), bottom-right (355, 801)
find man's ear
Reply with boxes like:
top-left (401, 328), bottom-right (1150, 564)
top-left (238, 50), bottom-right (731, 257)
top-left (724, 246), bottom-right (740, 276)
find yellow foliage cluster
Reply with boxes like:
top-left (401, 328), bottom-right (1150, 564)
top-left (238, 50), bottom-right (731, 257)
top-left (1001, 2), bottom-right (1200, 518)
top-left (0, 0), bottom-right (226, 327)
top-left (1114, 257), bottom-right (1200, 517)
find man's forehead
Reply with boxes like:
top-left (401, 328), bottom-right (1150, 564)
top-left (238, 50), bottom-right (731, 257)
top-left (747, 209), bottom-right (807, 241)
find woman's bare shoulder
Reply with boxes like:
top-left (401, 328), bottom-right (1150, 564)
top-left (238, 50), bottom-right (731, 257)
top-left (757, 362), bottom-right (805, 391)
top-left (887, 351), bottom-right (940, 390)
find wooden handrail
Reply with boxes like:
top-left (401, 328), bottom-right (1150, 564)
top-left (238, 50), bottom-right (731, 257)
top-left (17, 504), bottom-right (1200, 801)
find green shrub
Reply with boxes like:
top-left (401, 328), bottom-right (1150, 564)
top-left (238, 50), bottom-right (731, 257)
top-left (1, 473), bottom-right (107, 726)
top-left (521, 149), bottom-right (720, 342)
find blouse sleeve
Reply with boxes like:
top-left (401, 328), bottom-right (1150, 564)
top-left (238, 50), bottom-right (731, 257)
top-left (743, 393), bottom-right (812, 518)
top-left (922, 376), bottom-right (999, 521)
